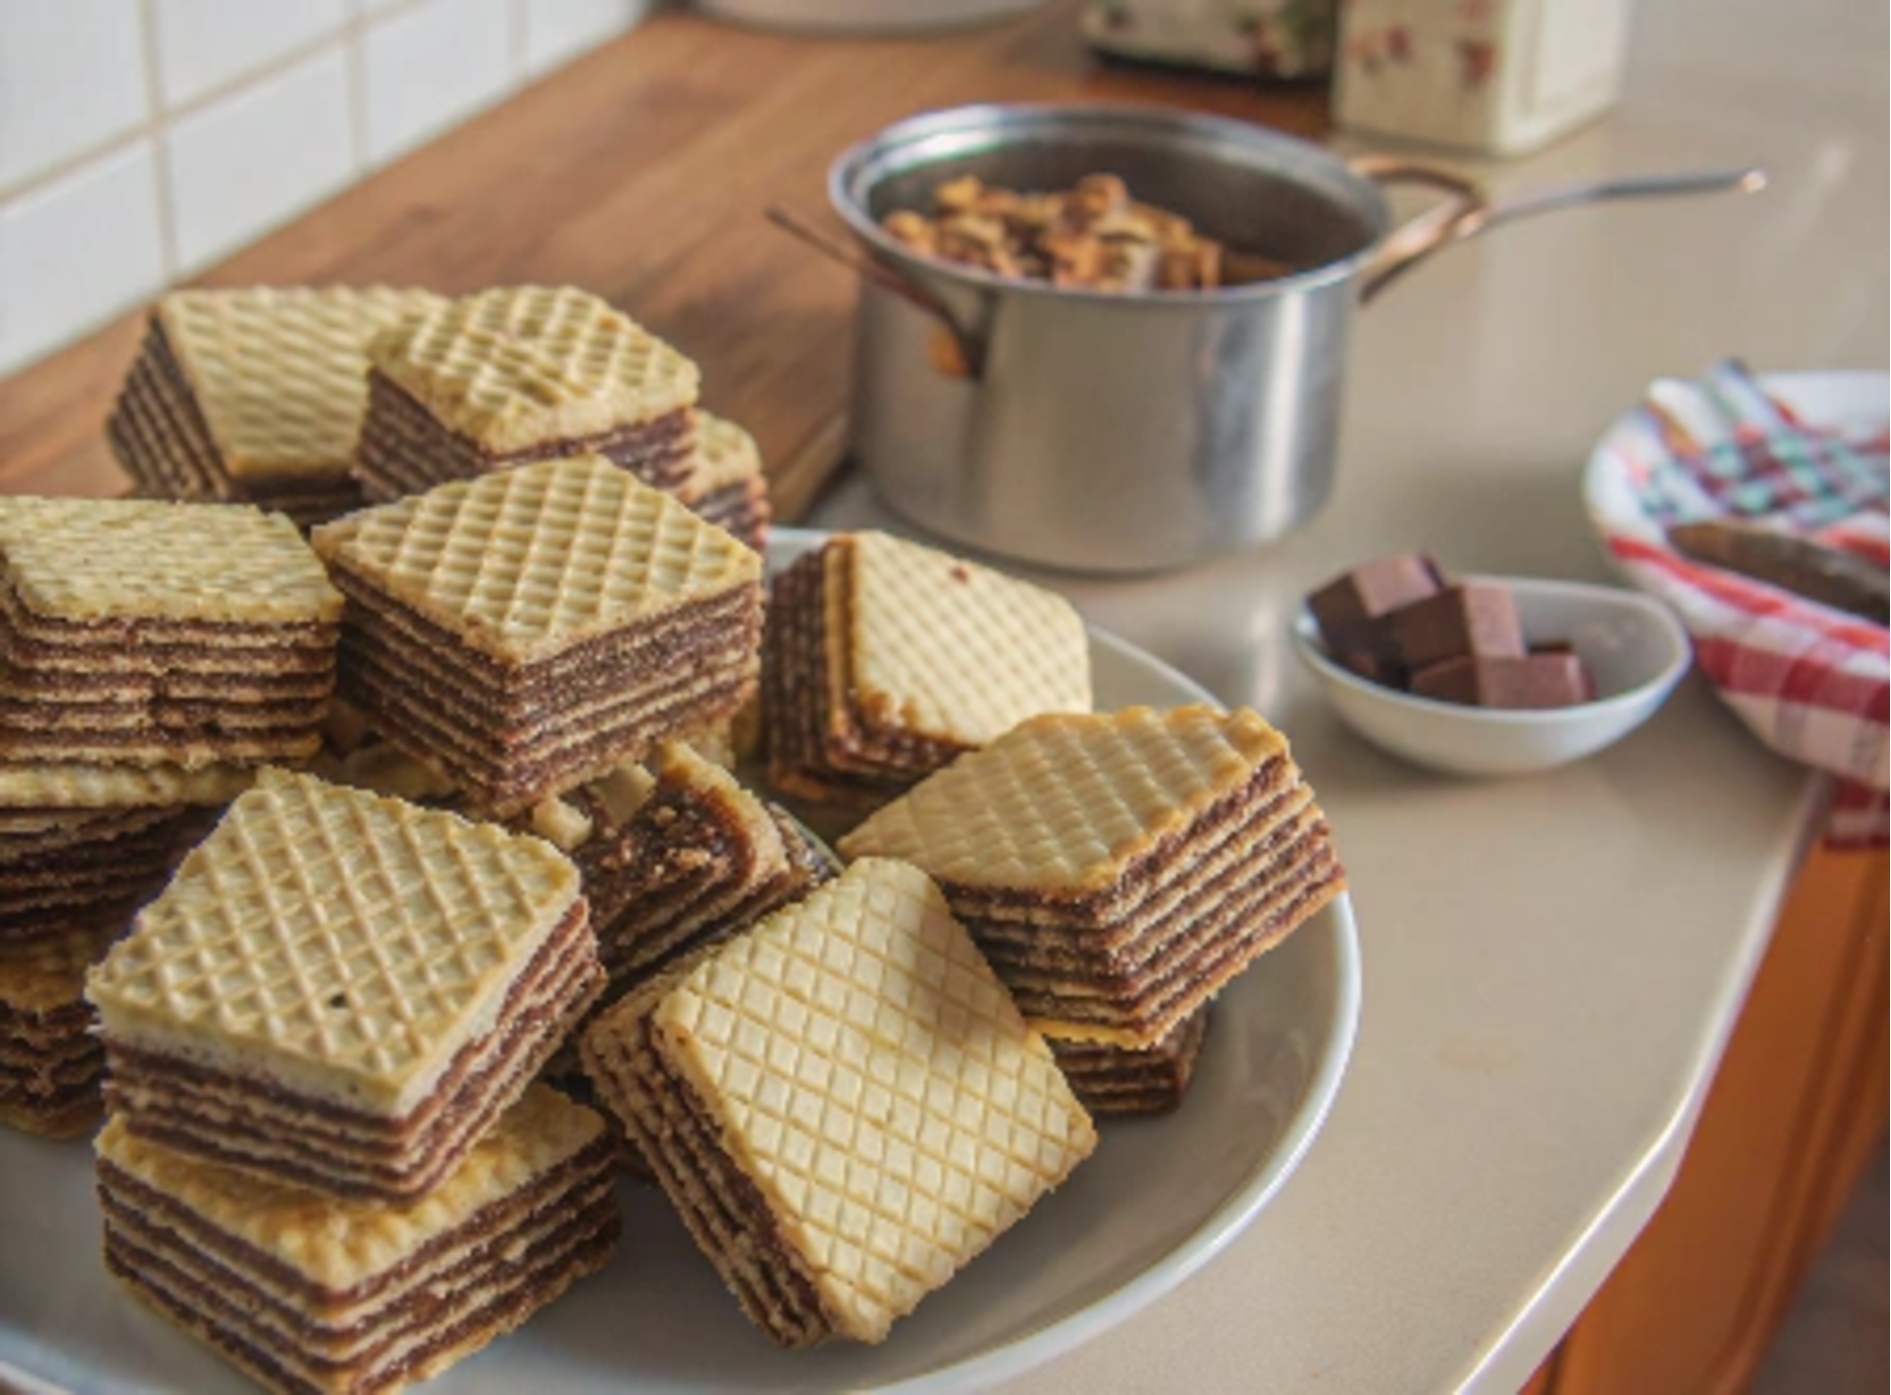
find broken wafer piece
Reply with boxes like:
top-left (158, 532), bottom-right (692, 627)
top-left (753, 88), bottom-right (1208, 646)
top-left (87, 768), bottom-right (602, 1201)
top-left (765, 530), bottom-right (1091, 804)
top-left (570, 742), bottom-right (829, 997)
top-left (313, 455), bottom-right (764, 818)
top-left (1049, 1004), bottom-right (1210, 1115)
top-left (581, 857), bottom-right (1096, 1347)
top-left (0, 496), bottom-right (342, 770)
top-left (107, 286), bottom-right (444, 527)
top-left (356, 284), bottom-right (700, 502)
top-left (0, 924), bottom-right (115, 1138)
top-left (97, 1083), bottom-right (619, 1395)
top-left (839, 705), bottom-right (1346, 1048)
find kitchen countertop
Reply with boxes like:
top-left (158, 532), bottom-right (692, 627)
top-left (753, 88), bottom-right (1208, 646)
top-left (815, 2), bottom-right (1888, 1391)
top-left (1, 0), bottom-right (1885, 1392)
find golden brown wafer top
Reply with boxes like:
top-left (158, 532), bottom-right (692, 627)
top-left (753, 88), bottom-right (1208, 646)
top-left (838, 705), bottom-right (1292, 892)
top-left (313, 455), bottom-right (760, 663)
top-left (370, 285), bottom-right (699, 454)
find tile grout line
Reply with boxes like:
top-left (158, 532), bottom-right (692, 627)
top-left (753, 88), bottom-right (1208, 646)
top-left (346, 6), bottom-right (373, 174)
top-left (135, 0), bottom-right (180, 282)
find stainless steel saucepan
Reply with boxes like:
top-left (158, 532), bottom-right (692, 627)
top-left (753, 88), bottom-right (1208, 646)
top-left (816, 104), bottom-right (1762, 573)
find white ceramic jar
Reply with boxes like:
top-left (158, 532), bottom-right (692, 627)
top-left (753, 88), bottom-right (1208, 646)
top-left (1332, 0), bottom-right (1634, 157)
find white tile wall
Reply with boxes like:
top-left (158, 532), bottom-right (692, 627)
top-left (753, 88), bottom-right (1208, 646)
top-left (0, 0), bottom-right (151, 190)
top-left (363, 0), bottom-right (518, 167)
top-left (0, 0), bottom-right (653, 378)
top-left (166, 48), bottom-right (356, 273)
top-left (524, 0), bottom-right (653, 76)
top-left (0, 144), bottom-right (167, 376)
top-left (153, 0), bottom-right (349, 108)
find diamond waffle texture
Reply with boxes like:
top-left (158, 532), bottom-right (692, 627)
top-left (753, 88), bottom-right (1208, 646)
top-left (838, 706), bottom-right (1290, 894)
top-left (159, 287), bottom-right (442, 482)
top-left (86, 768), bottom-right (581, 1113)
top-left (652, 857), bottom-right (1096, 1343)
top-left (687, 413), bottom-right (763, 498)
top-left (0, 761), bottom-right (253, 809)
top-left (95, 1083), bottom-right (604, 1291)
top-left (844, 532), bottom-right (1091, 747)
top-left (0, 497), bottom-right (342, 624)
top-left (314, 455), bottom-right (760, 663)
top-left (371, 285), bottom-right (699, 455)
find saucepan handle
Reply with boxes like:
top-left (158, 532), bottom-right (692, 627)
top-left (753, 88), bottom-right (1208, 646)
top-left (1347, 154), bottom-right (1491, 303)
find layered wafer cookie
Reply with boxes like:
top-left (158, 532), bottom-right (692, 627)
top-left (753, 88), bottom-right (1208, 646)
top-left (314, 455), bottom-right (764, 818)
top-left (107, 286), bottom-right (442, 527)
top-left (87, 768), bottom-right (602, 1201)
top-left (581, 857), bottom-right (1095, 1348)
top-left (0, 496), bottom-right (342, 770)
top-left (1049, 1005), bottom-right (1210, 1115)
top-left (98, 1083), bottom-right (619, 1395)
top-left (765, 531), bottom-right (1091, 804)
top-left (675, 413), bottom-right (770, 552)
top-left (1, 924), bottom-right (114, 1138)
top-left (559, 742), bottom-right (830, 996)
top-left (0, 804), bottom-right (205, 948)
top-left (840, 706), bottom-right (1346, 1049)
top-left (355, 284), bottom-right (700, 502)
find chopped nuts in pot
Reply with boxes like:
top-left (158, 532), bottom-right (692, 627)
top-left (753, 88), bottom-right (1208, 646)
top-left (880, 173), bottom-right (1283, 292)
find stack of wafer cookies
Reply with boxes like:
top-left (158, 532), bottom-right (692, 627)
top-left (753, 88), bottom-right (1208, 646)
top-left (839, 706), bottom-right (1346, 1052)
top-left (766, 530), bottom-right (1092, 803)
top-left (0, 496), bottom-right (342, 771)
top-left (97, 1083), bottom-right (619, 1395)
top-left (1049, 1006), bottom-right (1210, 1115)
top-left (0, 925), bottom-right (113, 1137)
top-left (582, 857), bottom-right (1095, 1348)
top-left (355, 285), bottom-right (700, 502)
top-left (558, 742), bottom-right (831, 997)
top-left (108, 286), bottom-right (441, 527)
top-left (86, 768), bottom-right (604, 1201)
top-left (677, 413), bottom-right (771, 551)
top-left (313, 455), bottom-right (764, 818)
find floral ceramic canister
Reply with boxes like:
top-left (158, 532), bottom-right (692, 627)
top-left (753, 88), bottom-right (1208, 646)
top-left (1083, 0), bottom-right (1340, 81)
top-left (1333, 0), bottom-right (1634, 156)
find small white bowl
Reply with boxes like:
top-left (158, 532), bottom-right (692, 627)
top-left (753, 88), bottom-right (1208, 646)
top-left (1290, 575), bottom-right (1693, 776)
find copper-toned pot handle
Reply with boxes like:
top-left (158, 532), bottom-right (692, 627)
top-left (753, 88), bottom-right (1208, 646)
top-left (1347, 154), bottom-right (1491, 302)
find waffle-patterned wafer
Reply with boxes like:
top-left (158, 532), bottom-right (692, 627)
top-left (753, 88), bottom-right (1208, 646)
top-left (680, 413), bottom-right (762, 501)
top-left (0, 924), bottom-right (114, 1137)
top-left (373, 286), bottom-right (699, 455)
top-left (840, 706), bottom-right (1345, 1047)
top-left (0, 760), bottom-right (253, 811)
top-left (98, 1083), bottom-right (620, 1395)
top-left (315, 457), bottom-right (763, 816)
top-left (107, 287), bottom-right (443, 525)
top-left (87, 768), bottom-right (602, 1199)
top-left (766, 531), bottom-right (1090, 803)
top-left (0, 804), bottom-right (203, 949)
top-left (0, 496), bottom-right (341, 768)
top-left (582, 857), bottom-right (1095, 1347)
top-left (0, 496), bottom-right (341, 627)
top-left (1050, 1004), bottom-right (1210, 1115)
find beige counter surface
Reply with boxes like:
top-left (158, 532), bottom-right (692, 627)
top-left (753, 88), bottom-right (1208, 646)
top-left (815, 1), bottom-right (1887, 1389)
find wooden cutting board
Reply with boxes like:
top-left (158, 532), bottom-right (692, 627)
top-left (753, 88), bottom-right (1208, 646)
top-left (0, 1), bottom-right (1326, 519)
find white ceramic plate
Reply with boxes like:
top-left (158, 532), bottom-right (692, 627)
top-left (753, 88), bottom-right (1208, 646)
top-left (0, 529), bottom-right (1361, 1395)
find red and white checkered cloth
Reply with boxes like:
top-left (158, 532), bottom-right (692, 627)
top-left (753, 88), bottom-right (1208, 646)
top-left (1585, 360), bottom-right (1889, 847)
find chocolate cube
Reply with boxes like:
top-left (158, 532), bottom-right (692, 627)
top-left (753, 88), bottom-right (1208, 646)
top-left (1379, 583), bottom-right (1525, 671)
top-left (1411, 653), bottom-right (1594, 709)
top-left (1307, 554), bottom-right (1446, 653)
